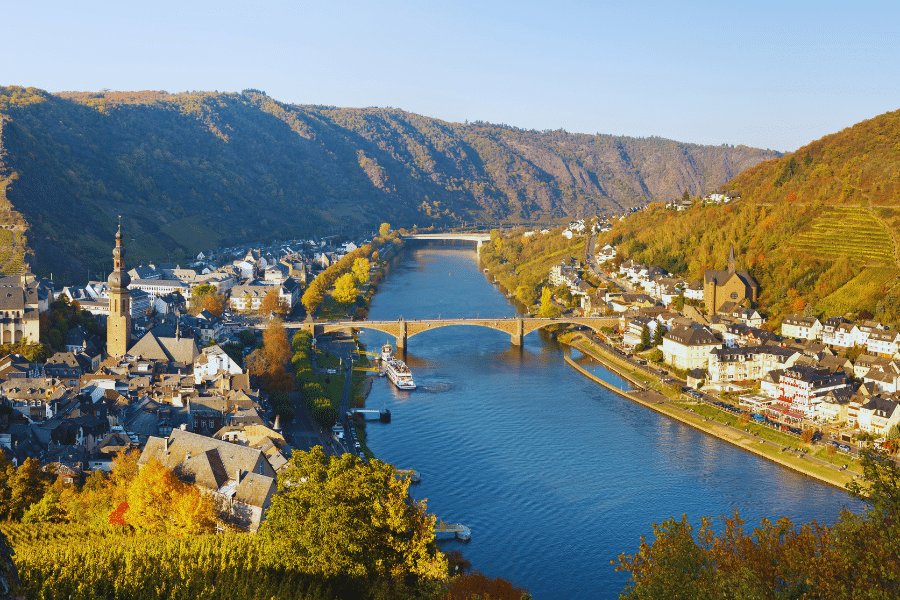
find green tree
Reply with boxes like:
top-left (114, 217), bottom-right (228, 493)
top-left (261, 447), bottom-right (447, 583)
top-left (652, 323), bottom-right (667, 347)
top-left (333, 273), bottom-right (358, 304)
top-left (638, 324), bottom-right (651, 351)
top-left (515, 285), bottom-right (538, 307)
top-left (4, 458), bottom-right (51, 520)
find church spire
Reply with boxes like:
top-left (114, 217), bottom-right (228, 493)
top-left (107, 217), bottom-right (132, 357)
top-left (728, 244), bottom-right (735, 274)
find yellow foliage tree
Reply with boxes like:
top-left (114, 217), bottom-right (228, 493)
top-left (333, 273), bottom-right (358, 304)
top-left (352, 257), bottom-right (370, 286)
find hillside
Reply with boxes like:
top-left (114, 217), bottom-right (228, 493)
top-left (0, 86), bottom-right (777, 284)
top-left (602, 107), bottom-right (900, 325)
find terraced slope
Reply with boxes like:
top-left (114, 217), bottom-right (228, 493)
top-left (793, 207), bottom-right (895, 265)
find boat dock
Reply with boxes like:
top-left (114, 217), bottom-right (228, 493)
top-left (434, 520), bottom-right (471, 540)
top-left (351, 408), bottom-right (391, 422)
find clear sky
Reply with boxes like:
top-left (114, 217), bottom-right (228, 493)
top-left (5, 0), bottom-right (899, 152)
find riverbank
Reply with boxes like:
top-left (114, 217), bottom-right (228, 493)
top-left (561, 337), bottom-right (857, 491)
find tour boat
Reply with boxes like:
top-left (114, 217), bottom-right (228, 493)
top-left (384, 358), bottom-right (416, 390)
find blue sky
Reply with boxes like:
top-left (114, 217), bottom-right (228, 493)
top-left (5, 0), bottom-right (898, 152)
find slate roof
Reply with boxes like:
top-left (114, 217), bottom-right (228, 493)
top-left (128, 329), bottom-right (199, 364)
top-left (140, 429), bottom-right (274, 483)
top-left (665, 326), bottom-right (720, 347)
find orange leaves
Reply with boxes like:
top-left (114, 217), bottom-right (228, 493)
top-left (109, 501), bottom-right (129, 527)
top-left (123, 459), bottom-right (217, 535)
top-left (444, 570), bottom-right (530, 600)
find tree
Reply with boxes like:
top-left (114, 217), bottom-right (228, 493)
top-left (333, 273), bottom-right (358, 304)
top-left (352, 257), bottom-right (370, 286)
top-left (191, 284), bottom-right (224, 316)
top-left (652, 324), bottom-right (667, 347)
top-left (372, 249), bottom-right (381, 264)
top-left (515, 285), bottom-right (538, 307)
top-left (260, 288), bottom-right (288, 316)
top-left (539, 287), bottom-right (560, 318)
top-left (261, 448), bottom-right (447, 583)
top-left (638, 325), bottom-right (651, 351)
top-left (124, 459), bottom-right (216, 534)
top-left (4, 458), bottom-right (50, 520)
top-left (379, 222), bottom-right (392, 238)
top-left (301, 284), bottom-right (326, 315)
top-left (803, 303), bottom-right (817, 318)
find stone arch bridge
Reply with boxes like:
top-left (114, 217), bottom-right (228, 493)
top-left (284, 316), bottom-right (618, 348)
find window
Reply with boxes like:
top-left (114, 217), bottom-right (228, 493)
top-left (730, 292), bottom-right (739, 300)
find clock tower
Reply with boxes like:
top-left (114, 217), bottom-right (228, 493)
top-left (107, 218), bottom-right (131, 357)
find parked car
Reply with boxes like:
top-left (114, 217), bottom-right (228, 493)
top-left (838, 444), bottom-right (851, 452)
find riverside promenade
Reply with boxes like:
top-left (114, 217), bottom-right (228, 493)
top-left (563, 336), bottom-right (857, 491)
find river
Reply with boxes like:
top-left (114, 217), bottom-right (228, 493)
top-left (360, 244), bottom-right (861, 599)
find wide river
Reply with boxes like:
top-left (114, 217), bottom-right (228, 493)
top-left (361, 244), bottom-right (861, 599)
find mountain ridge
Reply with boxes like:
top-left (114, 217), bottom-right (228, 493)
top-left (0, 86), bottom-right (779, 283)
top-left (602, 106), bottom-right (900, 325)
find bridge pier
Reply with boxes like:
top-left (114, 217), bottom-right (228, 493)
top-left (395, 319), bottom-right (407, 350)
top-left (511, 317), bottom-right (524, 346)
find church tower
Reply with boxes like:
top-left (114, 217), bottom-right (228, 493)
top-left (107, 218), bottom-right (132, 357)
top-left (727, 244), bottom-right (736, 274)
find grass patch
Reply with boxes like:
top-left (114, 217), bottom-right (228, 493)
top-left (350, 371), bottom-right (369, 408)
top-left (319, 295), bottom-right (356, 320)
top-left (813, 448), bottom-right (862, 474)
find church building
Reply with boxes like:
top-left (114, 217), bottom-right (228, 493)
top-left (107, 220), bottom-right (132, 357)
top-left (703, 245), bottom-right (759, 314)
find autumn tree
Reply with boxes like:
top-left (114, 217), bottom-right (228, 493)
top-left (301, 284), bottom-right (326, 315)
top-left (352, 257), bottom-right (370, 286)
top-left (124, 459), bottom-right (216, 534)
top-left (261, 448), bottom-right (447, 583)
top-left (379, 222), bottom-right (392, 239)
top-left (2, 458), bottom-right (51, 520)
top-left (515, 285), bottom-right (538, 307)
top-left (191, 284), bottom-right (225, 316)
top-left (616, 449), bottom-right (900, 598)
top-left (539, 287), bottom-right (560, 318)
top-left (248, 319), bottom-right (294, 392)
top-left (333, 273), bottom-right (358, 304)
top-left (260, 288), bottom-right (288, 316)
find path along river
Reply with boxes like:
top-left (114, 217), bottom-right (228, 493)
top-left (360, 244), bottom-right (862, 599)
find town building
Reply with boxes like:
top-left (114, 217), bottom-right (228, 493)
top-left (703, 245), bottom-right (759, 313)
top-left (139, 430), bottom-right (277, 532)
top-left (777, 365), bottom-right (852, 419)
top-left (661, 326), bottom-right (721, 371)
top-left (781, 315), bottom-right (823, 341)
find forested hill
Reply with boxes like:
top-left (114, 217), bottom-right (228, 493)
top-left (603, 107), bottom-right (900, 325)
top-left (0, 86), bottom-right (778, 283)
